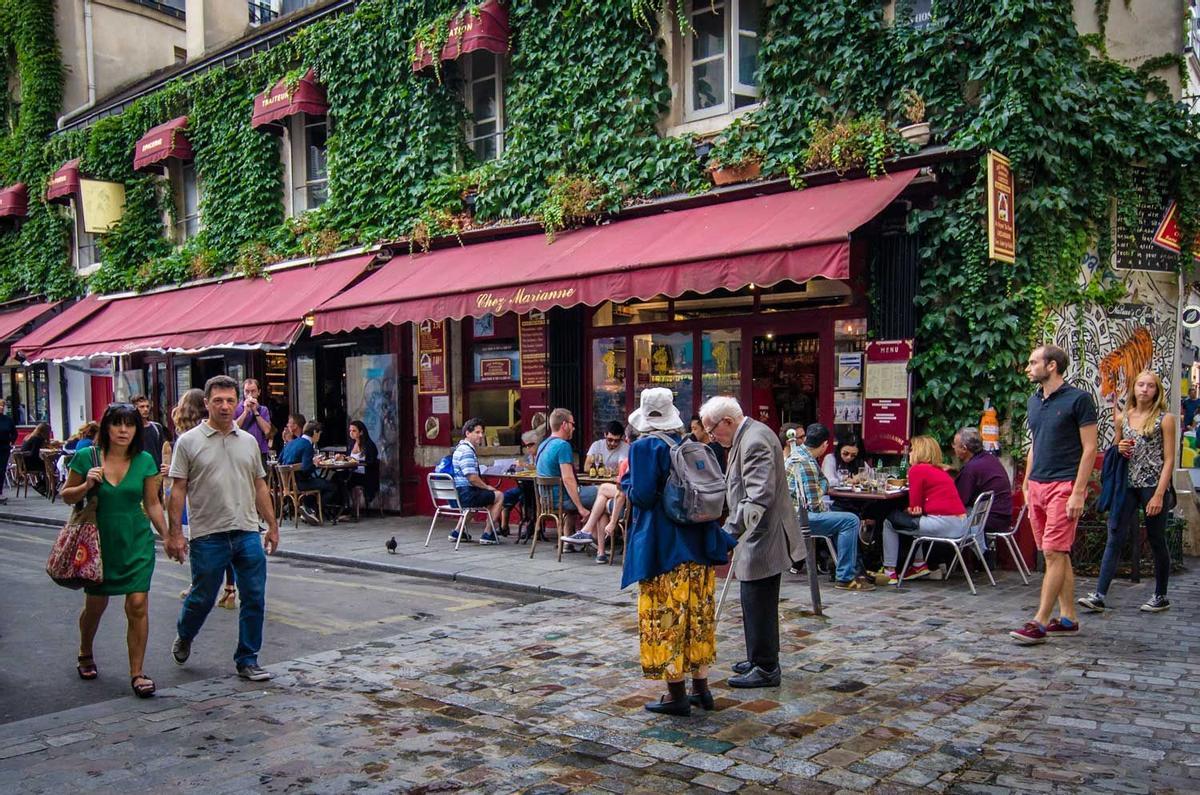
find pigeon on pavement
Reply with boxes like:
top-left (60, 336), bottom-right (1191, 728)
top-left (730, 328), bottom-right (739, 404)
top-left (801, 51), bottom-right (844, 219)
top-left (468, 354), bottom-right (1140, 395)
top-left (385, 536), bottom-right (398, 554)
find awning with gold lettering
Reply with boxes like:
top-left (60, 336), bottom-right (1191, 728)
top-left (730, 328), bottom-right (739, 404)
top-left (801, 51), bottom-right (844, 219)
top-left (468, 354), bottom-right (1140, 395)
top-left (45, 159), bottom-right (82, 204)
top-left (312, 170), bottom-right (919, 336)
top-left (0, 183), bottom-right (29, 219)
top-left (252, 69), bottom-right (329, 130)
top-left (411, 0), bottom-right (509, 72)
top-left (133, 116), bottom-right (193, 173)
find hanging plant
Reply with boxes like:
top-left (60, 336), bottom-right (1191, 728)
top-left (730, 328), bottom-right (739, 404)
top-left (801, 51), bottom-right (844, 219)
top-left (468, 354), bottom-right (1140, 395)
top-left (801, 116), bottom-right (905, 179)
top-left (535, 173), bottom-right (606, 243)
top-left (409, 1), bottom-right (483, 83)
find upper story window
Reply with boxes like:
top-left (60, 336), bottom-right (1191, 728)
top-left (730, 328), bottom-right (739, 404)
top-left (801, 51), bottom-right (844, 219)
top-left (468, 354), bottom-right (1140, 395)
top-left (463, 51), bottom-right (504, 162)
top-left (173, 160), bottom-right (202, 242)
top-left (685, 0), bottom-right (762, 122)
top-left (250, 0), bottom-right (319, 25)
top-left (284, 114), bottom-right (329, 215)
top-left (72, 209), bottom-right (98, 273)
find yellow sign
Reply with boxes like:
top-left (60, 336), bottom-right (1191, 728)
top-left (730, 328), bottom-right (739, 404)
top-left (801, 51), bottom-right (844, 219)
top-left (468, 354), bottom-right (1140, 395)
top-left (987, 150), bottom-right (1016, 263)
top-left (79, 179), bottom-right (126, 234)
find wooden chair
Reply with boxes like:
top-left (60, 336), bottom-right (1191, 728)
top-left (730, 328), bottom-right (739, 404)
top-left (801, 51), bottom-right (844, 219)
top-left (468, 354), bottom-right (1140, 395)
top-left (10, 451), bottom-right (37, 499)
top-left (530, 476), bottom-right (574, 561)
top-left (41, 450), bottom-right (62, 502)
top-left (275, 463), bottom-right (324, 527)
top-left (605, 497), bottom-right (632, 565)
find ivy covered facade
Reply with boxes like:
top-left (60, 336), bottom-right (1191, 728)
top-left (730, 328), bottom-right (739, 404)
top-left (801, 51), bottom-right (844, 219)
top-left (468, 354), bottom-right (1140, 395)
top-left (0, 0), bottom-right (1195, 476)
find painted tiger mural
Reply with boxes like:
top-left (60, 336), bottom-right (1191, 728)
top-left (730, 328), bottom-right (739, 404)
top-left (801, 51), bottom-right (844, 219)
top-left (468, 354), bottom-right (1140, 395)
top-left (1098, 327), bottom-right (1153, 402)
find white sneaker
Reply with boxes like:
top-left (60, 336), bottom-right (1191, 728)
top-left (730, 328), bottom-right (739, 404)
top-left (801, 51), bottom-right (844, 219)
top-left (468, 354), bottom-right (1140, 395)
top-left (564, 531), bottom-right (594, 544)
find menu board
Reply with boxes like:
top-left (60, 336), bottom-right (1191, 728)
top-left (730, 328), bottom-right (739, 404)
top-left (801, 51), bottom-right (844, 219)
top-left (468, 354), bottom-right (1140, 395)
top-left (863, 340), bottom-right (912, 454)
top-left (1116, 167), bottom-right (1176, 273)
top-left (479, 357), bottom-right (513, 381)
top-left (519, 312), bottom-right (548, 388)
top-left (417, 320), bottom-right (446, 395)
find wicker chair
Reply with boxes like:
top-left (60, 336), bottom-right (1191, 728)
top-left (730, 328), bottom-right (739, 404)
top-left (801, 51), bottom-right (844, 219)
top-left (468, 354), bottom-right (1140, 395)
top-left (275, 463), bottom-right (324, 527)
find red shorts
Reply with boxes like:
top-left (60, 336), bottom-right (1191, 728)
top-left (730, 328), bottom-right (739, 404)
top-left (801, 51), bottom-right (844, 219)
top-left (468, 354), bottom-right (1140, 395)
top-left (1027, 480), bottom-right (1078, 553)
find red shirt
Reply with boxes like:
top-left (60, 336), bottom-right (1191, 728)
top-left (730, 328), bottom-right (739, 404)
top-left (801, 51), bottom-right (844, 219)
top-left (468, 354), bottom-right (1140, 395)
top-left (908, 462), bottom-right (966, 516)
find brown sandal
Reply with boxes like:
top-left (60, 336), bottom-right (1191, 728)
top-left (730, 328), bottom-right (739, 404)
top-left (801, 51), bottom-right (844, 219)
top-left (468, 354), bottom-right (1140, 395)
top-left (77, 655), bottom-right (98, 680)
top-left (131, 674), bottom-right (156, 698)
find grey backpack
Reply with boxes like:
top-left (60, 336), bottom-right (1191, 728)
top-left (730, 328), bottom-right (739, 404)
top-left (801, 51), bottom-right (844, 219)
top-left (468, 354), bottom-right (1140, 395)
top-left (652, 432), bottom-right (726, 525)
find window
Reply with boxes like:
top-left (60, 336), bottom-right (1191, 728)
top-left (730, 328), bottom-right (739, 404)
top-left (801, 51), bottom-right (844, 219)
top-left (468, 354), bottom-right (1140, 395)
top-left (176, 161), bottom-right (201, 242)
top-left (685, 0), bottom-right (762, 121)
top-left (287, 115), bottom-right (329, 214)
top-left (73, 207), bottom-right (98, 272)
top-left (462, 51), bottom-right (504, 162)
top-left (15, 365), bottom-right (49, 424)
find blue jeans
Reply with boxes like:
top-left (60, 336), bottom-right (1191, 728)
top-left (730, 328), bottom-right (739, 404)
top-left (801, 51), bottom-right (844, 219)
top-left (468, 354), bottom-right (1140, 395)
top-left (177, 530), bottom-right (267, 667)
top-left (808, 510), bottom-right (860, 582)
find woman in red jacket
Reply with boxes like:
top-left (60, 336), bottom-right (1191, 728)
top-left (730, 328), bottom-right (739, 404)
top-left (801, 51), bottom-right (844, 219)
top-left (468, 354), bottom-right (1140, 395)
top-left (881, 435), bottom-right (967, 584)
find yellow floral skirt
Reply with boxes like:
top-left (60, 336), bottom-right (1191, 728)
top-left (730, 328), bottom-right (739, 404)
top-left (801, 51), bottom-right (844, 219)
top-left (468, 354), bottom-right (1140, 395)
top-left (638, 561), bottom-right (717, 680)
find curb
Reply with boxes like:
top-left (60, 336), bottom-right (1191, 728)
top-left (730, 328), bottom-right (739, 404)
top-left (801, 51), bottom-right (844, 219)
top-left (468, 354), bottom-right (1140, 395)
top-left (274, 549), bottom-right (577, 599)
top-left (0, 511), bottom-right (62, 528)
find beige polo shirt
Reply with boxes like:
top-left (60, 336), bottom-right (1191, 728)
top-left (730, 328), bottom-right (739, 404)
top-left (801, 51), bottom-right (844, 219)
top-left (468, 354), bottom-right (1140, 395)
top-left (169, 421), bottom-right (266, 540)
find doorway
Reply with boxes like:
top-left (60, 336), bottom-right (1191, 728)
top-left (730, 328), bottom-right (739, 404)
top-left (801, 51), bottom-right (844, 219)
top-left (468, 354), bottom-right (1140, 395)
top-left (750, 333), bottom-right (819, 433)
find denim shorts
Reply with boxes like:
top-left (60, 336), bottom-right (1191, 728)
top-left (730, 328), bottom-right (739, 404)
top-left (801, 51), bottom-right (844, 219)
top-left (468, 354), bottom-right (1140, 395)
top-left (457, 484), bottom-right (496, 509)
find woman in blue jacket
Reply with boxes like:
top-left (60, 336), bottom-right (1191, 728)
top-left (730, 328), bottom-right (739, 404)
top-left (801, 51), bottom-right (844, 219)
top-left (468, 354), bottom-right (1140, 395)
top-left (621, 388), bottom-right (736, 717)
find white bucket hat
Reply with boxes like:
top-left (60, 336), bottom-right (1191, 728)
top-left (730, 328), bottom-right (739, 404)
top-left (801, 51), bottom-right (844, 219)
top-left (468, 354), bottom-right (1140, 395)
top-left (628, 387), bottom-right (683, 433)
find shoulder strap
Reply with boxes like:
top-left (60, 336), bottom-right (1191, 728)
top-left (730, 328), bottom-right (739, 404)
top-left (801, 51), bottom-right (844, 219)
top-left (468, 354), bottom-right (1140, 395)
top-left (650, 431), bottom-right (678, 448)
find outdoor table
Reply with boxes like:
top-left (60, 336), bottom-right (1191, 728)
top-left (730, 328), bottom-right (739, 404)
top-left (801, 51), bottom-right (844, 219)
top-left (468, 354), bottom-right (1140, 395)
top-left (315, 458), bottom-right (357, 523)
top-left (826, 487), bottom-right (909, 572)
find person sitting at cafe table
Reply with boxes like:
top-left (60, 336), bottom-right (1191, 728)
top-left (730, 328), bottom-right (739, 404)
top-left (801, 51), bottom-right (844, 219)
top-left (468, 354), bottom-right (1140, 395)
top-left (538, 408), bottom-right (601, 545)
top-left (786, 424), bottom-right (876, 591)
top-left (822, 434), bottom-right (871, 489)
top-left (502, 429), bottom-right (541, 540)
top-left (451, 418), bottom-right (503, 545)
top-left (880, 435), bottom-right (969, 584)
top-left (585, 421), bottom-right (629, 473)
top-left (21, 422), bottom-right (53, 495)
top-left (279, 420), bottom-right (336, 526)
top-left (348, 420), bottom-right (380, 510)
top-left (951, 426), bottom-right (1012, 538)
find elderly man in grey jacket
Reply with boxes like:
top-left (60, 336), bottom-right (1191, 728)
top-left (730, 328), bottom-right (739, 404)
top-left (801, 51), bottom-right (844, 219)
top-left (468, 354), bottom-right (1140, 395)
top-left (700, 396), bottom-right (806, 688)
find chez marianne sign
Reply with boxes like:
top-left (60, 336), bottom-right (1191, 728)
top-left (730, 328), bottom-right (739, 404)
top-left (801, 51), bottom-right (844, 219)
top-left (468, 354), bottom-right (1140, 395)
top-left (475, 286), bottom-right (577, 313)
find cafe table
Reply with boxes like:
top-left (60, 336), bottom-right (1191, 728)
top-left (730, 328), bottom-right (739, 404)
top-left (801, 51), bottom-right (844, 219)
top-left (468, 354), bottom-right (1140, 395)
top-left (315, 457), bottom-right (358, 523)
top-left (825, 486), bottom-right (909, 568)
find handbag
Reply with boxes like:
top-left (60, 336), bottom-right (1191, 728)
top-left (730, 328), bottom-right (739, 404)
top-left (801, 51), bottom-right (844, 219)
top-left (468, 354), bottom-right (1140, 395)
top-left (45, 447), bottom-right (103, 589)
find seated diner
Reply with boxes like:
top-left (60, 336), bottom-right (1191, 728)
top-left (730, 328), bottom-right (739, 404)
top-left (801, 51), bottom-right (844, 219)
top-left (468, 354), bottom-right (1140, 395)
top-left (880, 435), bottom-right (968, 584)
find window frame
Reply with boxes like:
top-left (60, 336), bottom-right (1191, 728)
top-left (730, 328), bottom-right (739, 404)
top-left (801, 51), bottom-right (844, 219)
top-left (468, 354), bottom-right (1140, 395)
top-left (173, 159), bottom-right (202, 243)
top-left (461, 51), bottom-right (505, 162)
top-left (287, 113), bottom-right (330, 215)
top-left (683, 0), bottom-right (762, 123)
top-left (71, 204), bottom-right (99, 273)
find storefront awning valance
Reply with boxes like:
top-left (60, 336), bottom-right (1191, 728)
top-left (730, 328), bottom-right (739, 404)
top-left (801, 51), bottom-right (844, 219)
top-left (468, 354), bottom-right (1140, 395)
top-left (252, 69), bottom-right (329, 130)
top-left (23, 254), bottom-right (374, 361)
top-left (133, 116), bottom-right (193, 173)
top-left (0, 301), bottom-right (62, 346)
top-left (13, 296), bottom-right (107, 362)
top-left (0, 183), bottom-right (29, 219)
top-left (45, 159), bottom-right (82, 204)
top-left (313, 170), bottom-right (919, 336)
top-left (411, 0), bottom-right (509, 72)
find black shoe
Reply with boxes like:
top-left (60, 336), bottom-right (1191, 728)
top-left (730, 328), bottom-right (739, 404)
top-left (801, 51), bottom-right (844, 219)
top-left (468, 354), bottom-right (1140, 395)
top-left (728, 666), bottom-right (781, 688)
top-left (171, 635), bottom-right (191, 666)
top-left (689, 691), bottom-right (715, 711)
top-left (732, 660), bottom-right (753, 675)
top-left (497, 526), bottom-right (511, 537)
top-left (644, 694), bottom-right (691, 717)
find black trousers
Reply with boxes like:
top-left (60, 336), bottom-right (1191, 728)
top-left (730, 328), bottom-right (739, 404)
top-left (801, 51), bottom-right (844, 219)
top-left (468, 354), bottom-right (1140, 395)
top-left (740, 572), bottom-right (782, 672)
top-left (0, 446), bottom-right (9, 495)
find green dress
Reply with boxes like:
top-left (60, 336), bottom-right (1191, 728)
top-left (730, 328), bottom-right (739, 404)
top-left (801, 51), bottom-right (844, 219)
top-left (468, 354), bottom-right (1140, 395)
top-left (70, 449), bottom-right (158, 596)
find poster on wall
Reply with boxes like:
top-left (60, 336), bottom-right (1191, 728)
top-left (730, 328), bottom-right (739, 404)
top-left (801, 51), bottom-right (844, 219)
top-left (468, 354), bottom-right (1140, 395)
top-left (1116, 167), bottom-right (1177, 272)
top-left (417, 320), bottom-right (447, 394)
top-left (519, 312), bottom-right (548, 388)
top-left (1151, 200), bottom-right (1200, 264)
top-left (987, 150), bottom-right (1016, 264)
top-left (862, 340), bottom-right (912, 454)
top-left (296, 356), bottom-right (316, 421)
top-left (837, 352), bottom-right (863, 389)
top-left (346, 354), bottom-right (399, 512)
top-left (114, 370), bottom-right (144, 403)
top-left (834, 390), bottom-right (863, 424)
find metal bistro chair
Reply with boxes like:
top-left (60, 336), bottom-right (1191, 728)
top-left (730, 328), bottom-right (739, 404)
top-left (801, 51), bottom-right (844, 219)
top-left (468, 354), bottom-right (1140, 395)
top-left (797, 496), bottom-right (840, 581)
top-left (275, 463), bottom-right (324, 528)
top-left (898, 490), bottom-right (997, 596)
top-left (530, 476), bottom-right (573, 561)
top-left (987, 503), bottom-right (1031, 585)
top-left (424, 472), bottom-right (495, 551)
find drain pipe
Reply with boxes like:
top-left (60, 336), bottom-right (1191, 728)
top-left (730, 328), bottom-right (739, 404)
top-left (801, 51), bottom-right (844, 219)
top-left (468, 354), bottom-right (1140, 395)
top-left (57, 0), bottom-right (97, 129)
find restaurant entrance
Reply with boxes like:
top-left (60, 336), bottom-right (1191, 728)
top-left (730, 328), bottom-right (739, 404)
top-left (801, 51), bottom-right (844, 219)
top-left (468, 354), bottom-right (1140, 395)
top-left (750, 333), bottom-right (820, 431)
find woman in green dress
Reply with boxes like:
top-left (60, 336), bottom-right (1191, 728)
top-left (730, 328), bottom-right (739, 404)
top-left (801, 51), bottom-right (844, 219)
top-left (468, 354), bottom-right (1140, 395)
top-left (61, 403), bottom-right (168, 698)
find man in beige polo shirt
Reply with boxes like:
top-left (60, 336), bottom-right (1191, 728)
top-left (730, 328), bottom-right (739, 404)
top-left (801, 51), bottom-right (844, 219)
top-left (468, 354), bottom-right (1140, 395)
top-left (165, 375), bottom-right (280, 681)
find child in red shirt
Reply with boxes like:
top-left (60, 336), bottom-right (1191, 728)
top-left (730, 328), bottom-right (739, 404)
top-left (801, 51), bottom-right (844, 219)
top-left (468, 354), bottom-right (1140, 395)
top-left (882, 436), bottom-right (967, 583)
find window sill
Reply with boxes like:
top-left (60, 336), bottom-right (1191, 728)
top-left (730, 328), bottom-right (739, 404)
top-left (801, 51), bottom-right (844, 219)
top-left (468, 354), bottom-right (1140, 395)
top-left (667, 103), bottom-right (762, 140)
top-left (76, 262), bottom-right (101, 277)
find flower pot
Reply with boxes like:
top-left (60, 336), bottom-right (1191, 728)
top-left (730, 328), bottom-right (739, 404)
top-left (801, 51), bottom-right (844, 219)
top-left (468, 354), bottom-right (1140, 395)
top-left (709, 160), bottom-right (762, 186)
top-left (899, 122), bottom-right (931, 147)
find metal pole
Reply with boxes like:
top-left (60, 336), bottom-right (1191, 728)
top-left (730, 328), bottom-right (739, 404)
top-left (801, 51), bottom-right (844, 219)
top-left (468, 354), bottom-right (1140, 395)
top-left (715, 546), bottom-right (737, 624)
top-left (805, 533), bottom-right (823, 616)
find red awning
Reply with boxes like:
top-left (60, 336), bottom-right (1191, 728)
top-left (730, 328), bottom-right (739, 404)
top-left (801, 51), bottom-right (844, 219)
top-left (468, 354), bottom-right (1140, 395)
top-left (133, 116), bottom-right (193, 173)
top-left (252, 69), bottom-right (330, 130)
top-left (314, 170), bottom-right (919, 335)
top-left (25, 254), bottom-right (374, 361)
top-left (13, 295), bottom-right (107, 362)
top-left (0, 183), bottom-right (29, 219)
top-left (412, 0), bottom-right (509, 72)
top-left (0, 301), bottom-right (62, 344)
top-left (45, 159), bottom-right (82, 204)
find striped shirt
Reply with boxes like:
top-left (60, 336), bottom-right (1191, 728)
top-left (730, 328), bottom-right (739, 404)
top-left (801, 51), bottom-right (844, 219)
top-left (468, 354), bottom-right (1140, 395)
top-left (451, 438), bottom-right (480, 491)
top-left (785, 445), bottom-right (827, 513)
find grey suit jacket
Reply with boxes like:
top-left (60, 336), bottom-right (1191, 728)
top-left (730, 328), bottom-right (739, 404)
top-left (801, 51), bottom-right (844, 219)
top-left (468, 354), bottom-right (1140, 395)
top-left (722, 417), bottom-right (807, 581)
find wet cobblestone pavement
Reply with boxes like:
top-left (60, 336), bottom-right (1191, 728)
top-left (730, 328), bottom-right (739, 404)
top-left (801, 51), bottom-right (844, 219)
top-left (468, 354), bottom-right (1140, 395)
top-left (3, 566), bottom-right (1199, 794)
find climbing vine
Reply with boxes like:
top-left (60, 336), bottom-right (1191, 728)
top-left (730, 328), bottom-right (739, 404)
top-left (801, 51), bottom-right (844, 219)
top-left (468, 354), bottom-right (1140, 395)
top-left (0, 0), bottom-right (1194, 450)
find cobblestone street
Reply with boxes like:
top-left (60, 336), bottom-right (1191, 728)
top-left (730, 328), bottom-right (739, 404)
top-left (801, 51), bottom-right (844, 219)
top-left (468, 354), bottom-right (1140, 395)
top-left (3, 561), bottom-right (1198, 794)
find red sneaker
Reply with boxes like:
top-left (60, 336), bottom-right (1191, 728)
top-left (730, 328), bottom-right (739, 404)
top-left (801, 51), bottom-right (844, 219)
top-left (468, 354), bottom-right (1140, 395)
top-left (1045, 618), bottom-right (1079, 637)
top-left (904, 562), bottom-right (931, 579)
top-left (1009, 621), bottom-right (1047, 645)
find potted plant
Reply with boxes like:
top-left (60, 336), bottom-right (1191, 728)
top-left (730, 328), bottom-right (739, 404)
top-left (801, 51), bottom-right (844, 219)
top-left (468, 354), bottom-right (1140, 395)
top-left (898, 88), bottom-right (930, 147)
top-left (708, 124), bottom-right (764, 186)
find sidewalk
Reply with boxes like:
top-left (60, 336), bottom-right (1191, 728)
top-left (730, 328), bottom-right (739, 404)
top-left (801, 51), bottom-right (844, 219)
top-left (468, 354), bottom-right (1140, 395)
top-left (0, 494), bottom-right (644, 599)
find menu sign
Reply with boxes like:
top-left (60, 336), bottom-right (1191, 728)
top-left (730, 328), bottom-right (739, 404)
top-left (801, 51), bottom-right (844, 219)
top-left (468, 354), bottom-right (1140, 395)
top-left (863, 340), bottom-right (912, 455)
top-left (987, 150), bottom-right (1015, 264)
top-left (1116, 167), bottom-right (1176, 272)
top-left (479, 357), bottom-right (512, 382)
top-left (417, 320), bottom-right (446, 395)
top-left (519, 312), bottom-right (548, 388)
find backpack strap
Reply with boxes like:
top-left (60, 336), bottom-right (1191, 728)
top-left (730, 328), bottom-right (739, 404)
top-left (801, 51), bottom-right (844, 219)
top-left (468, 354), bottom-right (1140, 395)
top-left (650, 431), bottom-right (678, 448)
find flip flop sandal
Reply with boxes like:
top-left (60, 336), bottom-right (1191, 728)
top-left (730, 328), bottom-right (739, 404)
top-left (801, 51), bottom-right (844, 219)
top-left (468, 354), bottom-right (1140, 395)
top-left (131, 675), bottom-right (156, 698)
top-left (77, 655), bottom-right (98, 680)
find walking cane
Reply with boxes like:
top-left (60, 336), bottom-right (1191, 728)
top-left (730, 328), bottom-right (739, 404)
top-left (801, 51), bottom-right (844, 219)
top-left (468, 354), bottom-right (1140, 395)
top-left (714, 545), bottom-right (738, 624)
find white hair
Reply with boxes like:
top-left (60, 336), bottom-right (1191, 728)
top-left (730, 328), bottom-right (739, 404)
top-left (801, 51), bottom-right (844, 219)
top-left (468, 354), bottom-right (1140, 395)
top-left (699, 395), bottom-right (744, 425)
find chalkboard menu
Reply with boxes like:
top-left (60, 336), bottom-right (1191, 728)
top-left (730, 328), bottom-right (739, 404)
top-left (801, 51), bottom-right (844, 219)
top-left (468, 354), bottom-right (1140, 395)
top-left (1116, 168), bottom-right (1176, 272)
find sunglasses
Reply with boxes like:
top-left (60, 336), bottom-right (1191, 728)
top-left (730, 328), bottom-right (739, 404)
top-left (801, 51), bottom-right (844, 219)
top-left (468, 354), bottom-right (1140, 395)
top-left (107, 402), bottom-right (136, 411)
